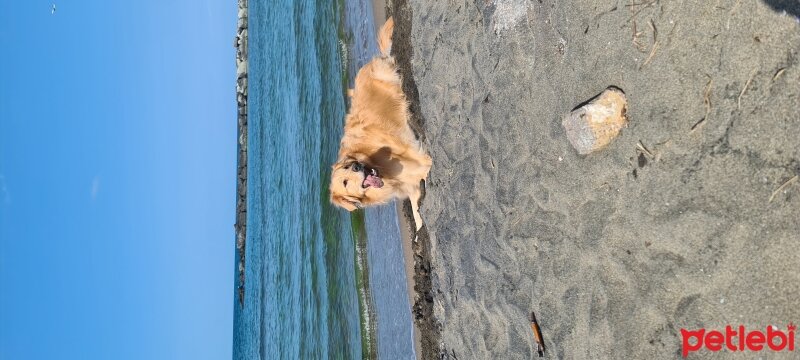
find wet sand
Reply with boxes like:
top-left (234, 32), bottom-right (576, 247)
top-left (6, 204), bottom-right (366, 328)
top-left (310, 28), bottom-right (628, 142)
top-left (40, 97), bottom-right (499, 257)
top-left (396, 201), bottom-right (423, 359)
top-left (370, 0), bottom-right (426, 356)
top-left (387, 1), bottom-right (443, 359)
top-left (391, 0), bottom-right (800, 359)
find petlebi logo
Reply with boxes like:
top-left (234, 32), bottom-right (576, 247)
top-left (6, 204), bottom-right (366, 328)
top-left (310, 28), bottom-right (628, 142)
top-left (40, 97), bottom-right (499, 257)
top-left (680, 323), bottom-right (796, 357)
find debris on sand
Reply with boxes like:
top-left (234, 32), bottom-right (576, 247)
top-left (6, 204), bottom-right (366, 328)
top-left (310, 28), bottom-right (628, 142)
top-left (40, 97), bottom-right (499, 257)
top-left (529, 311), bottom-right (545, 357)
top-left (769, 175), bottom-right (798, 203)
top-left (563, 87), bottom-right (629, 155)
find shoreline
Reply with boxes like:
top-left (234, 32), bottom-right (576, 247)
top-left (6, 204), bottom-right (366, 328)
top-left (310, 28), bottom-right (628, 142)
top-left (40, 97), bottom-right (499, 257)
top-left (234, 0), bottom-right (248, 308)
top-left (373, 0), bottom-right (426, 357)
top-left (388, 1), bottom-right (442, 359)
top-left (395, 200), bottom-right (422, 358)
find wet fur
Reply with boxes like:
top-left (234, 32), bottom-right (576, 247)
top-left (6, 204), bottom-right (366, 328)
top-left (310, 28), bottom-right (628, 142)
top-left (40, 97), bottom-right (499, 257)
top-left (330, 17), bottom-right (431, 223)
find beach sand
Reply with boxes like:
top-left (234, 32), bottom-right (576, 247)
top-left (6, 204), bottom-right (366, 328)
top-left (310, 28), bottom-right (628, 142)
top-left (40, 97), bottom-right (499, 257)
top-left (390, 0), bottom-right (800, 359)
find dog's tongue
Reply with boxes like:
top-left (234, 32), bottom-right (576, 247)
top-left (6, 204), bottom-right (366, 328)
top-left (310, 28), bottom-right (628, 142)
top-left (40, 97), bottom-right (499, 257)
top-left (363, 174), bottom-right (384, 188)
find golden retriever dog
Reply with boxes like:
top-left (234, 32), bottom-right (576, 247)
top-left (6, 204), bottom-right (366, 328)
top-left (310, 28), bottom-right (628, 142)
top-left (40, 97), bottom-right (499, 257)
top-left (329, 17), bottom-right (432, 228)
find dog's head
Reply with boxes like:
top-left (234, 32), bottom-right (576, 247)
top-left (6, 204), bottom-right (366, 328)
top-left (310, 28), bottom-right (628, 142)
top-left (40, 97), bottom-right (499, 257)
top-left (329, 158), bottom-right (384, 211)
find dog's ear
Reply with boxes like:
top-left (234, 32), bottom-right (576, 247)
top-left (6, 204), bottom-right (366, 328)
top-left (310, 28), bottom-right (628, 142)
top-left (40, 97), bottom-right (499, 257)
top-left (344, 195), bottom-right (363, 210)
top-left (331, 194), bottom-right (362, 211)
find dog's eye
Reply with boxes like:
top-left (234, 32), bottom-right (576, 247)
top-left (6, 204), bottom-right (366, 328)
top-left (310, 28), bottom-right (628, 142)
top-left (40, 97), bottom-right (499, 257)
top-left (343, 180), bottom-right (348, 187)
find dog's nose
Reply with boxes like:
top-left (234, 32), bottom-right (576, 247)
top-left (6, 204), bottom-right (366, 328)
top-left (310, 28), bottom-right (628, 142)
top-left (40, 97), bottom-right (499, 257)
top-left (352, 162), bottom-right (363, 172)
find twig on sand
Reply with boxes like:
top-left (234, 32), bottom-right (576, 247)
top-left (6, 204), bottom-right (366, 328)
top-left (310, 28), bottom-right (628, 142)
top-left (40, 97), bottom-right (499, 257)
top-left (640, 41), bottom-right (659, 69)
top-left (529, 312), bottom-right (545, 357)
top-left (690, 118), bottom-right (706, 132)
top-left (769, 175), bottom-right (798, 203)
top-left (772, 67), bottom-right (787, 81)
top-left (703, 77), bottom-right (713, 114)
top-left (691, 77), bottom-right (714, 133)
top-left (632, 20), bottom-right (647, 52)
top-left (626, 0), bottom-right (656, 22)
top-left (649, 19), bottom-right (658, 43)
top-left (625, 1), bottom-right (654, 7)
top-left (637, 140), bottom-right (654, 158)
top-left (737, 69), bottom-right (758, 110)
top-left (637, 19), bottom-right (659, 69)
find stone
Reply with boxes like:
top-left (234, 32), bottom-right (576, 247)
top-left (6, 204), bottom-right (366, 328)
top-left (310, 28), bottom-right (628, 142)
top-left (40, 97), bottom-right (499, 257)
top-left (562, 86), bottom-right (628, 155)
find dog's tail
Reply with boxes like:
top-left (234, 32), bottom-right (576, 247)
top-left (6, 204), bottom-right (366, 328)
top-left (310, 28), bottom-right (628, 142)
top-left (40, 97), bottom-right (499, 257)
top-left (377, 17), bottom-right (394, 57)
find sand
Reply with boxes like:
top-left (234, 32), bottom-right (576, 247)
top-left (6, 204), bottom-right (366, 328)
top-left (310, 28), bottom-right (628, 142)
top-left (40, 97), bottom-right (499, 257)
top-left (389, 0), bottom-right (800, 358)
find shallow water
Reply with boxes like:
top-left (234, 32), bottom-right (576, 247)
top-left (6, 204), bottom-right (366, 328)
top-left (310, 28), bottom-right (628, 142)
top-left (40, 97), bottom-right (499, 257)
top-left (364, 205), bottom-right (417, 359)
top-left (232, 0), bottom-right (415, 358)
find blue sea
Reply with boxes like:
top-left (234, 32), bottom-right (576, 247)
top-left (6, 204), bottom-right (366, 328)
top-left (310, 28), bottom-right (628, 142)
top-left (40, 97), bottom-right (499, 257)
top-left (232, 0), bottom-right (416, 359)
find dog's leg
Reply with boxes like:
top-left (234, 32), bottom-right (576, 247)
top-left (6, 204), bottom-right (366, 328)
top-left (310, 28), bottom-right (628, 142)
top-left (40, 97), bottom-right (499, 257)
top-left (377, 17), bottom-right (394, 57)
top-left (409, 187), bottom-right (423, 231)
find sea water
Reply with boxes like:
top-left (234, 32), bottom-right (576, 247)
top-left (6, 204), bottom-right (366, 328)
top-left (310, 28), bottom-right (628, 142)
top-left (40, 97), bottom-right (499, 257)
top-left (232, 0), bottom-right (415, 358)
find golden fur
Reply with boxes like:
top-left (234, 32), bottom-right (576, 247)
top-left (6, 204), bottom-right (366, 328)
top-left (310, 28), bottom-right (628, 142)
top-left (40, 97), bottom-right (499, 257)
top-left (329, 17), bottom-right (432, 226)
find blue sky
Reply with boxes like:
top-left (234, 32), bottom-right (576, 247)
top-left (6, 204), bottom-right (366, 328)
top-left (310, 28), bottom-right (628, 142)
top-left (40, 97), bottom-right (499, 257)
top-left (0, 1), bottom-right (235, 359)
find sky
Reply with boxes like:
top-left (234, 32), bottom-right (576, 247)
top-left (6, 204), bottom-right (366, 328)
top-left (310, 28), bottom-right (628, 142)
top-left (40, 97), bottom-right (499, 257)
top-left (0, 1), bottom-right (236, 359)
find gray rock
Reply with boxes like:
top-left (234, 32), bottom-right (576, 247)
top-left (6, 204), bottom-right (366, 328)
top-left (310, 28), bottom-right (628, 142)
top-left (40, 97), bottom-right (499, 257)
top-left (239, 132), bottom-right (247, 147)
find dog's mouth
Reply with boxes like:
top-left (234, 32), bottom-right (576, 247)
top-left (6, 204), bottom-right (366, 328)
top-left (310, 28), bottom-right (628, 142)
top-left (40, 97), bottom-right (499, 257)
top-left (351, 162), bottom-right (383, 188)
